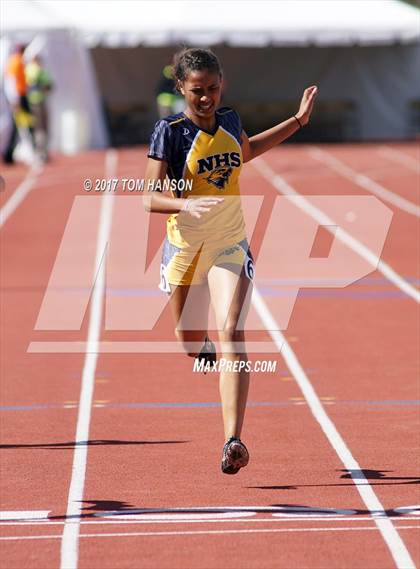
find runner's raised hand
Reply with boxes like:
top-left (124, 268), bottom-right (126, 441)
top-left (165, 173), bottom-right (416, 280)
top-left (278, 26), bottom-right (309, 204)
top-left (295, 86), bottom-right (318, 126)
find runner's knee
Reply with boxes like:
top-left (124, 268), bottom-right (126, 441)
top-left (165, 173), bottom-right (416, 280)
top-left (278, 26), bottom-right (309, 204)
top-left (219, 324), bottom-right (244, 356)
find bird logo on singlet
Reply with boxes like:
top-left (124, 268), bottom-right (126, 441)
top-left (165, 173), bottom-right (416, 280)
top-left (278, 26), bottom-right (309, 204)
top-left (205, 166), bottom-right (233, 189)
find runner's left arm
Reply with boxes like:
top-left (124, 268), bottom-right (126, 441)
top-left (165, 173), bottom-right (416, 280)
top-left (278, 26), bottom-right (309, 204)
top-left (241, 86), bottom-right (317, 163)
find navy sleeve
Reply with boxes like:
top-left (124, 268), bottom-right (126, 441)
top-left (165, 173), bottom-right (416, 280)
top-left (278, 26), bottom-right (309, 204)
top-left (219, 108), bottom-right (243, 145)
top-left (235, 110), bottom-right (243, 145)
top-left (233, 110), bottom-right (243, 143)
top-left (148, 120), bottom-right (173, 162)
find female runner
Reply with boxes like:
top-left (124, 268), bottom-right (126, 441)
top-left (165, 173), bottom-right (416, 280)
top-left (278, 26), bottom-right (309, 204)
top-left (144, 48), bottom-right (317, 474)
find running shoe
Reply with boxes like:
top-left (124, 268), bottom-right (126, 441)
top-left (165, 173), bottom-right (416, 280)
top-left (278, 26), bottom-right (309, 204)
top-left (221, 437), bottom-right (249, 475)
top-left (196, 335), bottom-right (216, 374)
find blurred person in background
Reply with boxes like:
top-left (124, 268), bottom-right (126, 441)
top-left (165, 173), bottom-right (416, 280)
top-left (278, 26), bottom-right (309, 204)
top-left (156, 64), bottom-right (185, 118)
top-left (2, 44), bottom-right (34, 164)
top-left (25, 55), bottom-right (53, 162)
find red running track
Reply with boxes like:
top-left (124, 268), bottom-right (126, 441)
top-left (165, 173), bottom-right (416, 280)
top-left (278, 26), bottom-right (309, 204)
top-left (0, 142), bottom-right (419, 569)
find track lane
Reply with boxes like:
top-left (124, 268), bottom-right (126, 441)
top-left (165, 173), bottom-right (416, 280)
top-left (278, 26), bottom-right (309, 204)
top-left (251, 145), bottom-right (419, 566)
top-left (0, 151), bottom-right (113, 568)
top-left (383, 143), bottom-right (420, 162)
top-left (307, 144), bottom-right (419, 208)
top-left (259, 146), bottom-right (419, 287)
top-left (0, 162), bottom-right (30, 208)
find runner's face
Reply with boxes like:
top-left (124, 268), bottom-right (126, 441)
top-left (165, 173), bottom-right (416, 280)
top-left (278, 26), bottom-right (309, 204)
top-left (180, 70), bottom-right (222, 118)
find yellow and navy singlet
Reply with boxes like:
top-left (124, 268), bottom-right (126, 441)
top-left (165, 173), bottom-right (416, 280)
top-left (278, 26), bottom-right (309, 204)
top-left (147, 107), bottom-right (246, 251)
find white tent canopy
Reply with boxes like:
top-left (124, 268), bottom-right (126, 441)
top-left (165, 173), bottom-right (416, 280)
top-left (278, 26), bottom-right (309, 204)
top-left (1, 0), bottom-right (419, 151)
top-left (2, 0), bottom-right (420, 47)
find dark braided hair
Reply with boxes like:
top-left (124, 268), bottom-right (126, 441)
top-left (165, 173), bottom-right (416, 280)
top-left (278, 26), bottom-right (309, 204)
top-left (173, 48), bottom-right (222, 92)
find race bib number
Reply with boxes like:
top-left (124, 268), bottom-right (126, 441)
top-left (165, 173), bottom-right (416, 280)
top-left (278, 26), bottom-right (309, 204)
top-left (159, 263), bottom-right (171, 292)
top-left (245, 255), bottom-right (255, 281)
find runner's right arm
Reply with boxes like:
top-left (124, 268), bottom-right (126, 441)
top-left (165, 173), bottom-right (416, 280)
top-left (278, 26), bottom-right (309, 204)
top-left (143, 158), bottom-right (223, 219)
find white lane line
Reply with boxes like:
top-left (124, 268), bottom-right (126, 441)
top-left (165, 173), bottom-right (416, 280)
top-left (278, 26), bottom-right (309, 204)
top-left (2, 513), bottom-right (420, 527)
top-left (0, 517), bottom-right (410, 527)
top-left (253, 157), bottom-right (420, 303)
top-left (27, 340), bottom-right (280, 354)
top-left (251, 287), bottom-right (416, 569)
top-left (1, 525), bottom-right (419, 541)
top-left (377, 146), bottom-right (420, 174)
top-left (0, 511), bottom-right (51, 520)
top-left (308, 146), bottom-right (420, 217)
top-left (0, 163), bottom-right (43, 228)
top-left (60, 149), bottom-right (117, 569)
